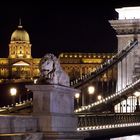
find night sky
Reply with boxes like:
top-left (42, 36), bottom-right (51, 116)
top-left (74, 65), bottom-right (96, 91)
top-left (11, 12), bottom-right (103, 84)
top-left (0, 2), bottom-right (139, 58)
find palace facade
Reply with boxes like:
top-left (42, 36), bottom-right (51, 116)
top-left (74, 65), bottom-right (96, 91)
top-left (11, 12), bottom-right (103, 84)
top-left (0, 23), bottom-right (115, 83)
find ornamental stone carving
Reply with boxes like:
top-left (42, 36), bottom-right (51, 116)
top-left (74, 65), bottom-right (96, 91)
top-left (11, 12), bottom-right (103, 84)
top-left (38, 53), bottom-right (70, 86)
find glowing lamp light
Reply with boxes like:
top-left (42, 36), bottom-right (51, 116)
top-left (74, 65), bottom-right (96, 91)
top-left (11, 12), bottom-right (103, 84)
top-left (34, 79), bottom-right (38, 84)
top-left (75, 93), bottom-right (80, 99)
top-left (10, 88), bottom-right (17, 96)
top-left (116, 7), bottom-right (140, 19)
top-left (88, 86), bottom-right (95, 95)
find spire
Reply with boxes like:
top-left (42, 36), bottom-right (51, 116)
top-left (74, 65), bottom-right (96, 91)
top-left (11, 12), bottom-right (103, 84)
top-left (18, 18), bottom-right (23, 28)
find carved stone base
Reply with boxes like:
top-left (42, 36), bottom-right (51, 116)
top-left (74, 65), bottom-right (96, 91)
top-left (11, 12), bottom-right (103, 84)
top-left (26, 85), bottom-right (80, 132)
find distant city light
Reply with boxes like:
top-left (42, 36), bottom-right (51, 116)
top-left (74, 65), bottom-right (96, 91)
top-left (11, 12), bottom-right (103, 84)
top-left (116, 7), bottom-right (140, 19)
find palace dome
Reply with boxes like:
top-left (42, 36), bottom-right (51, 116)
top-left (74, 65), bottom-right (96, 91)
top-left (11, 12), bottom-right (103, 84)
top-left (11, 25), bottom-right (30, 42)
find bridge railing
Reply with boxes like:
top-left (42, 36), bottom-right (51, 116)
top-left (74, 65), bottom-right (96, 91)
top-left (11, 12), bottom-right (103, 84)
top-left (77, 113), bottom-right (140, 131)
top-left (75, 78), bottom-right (140, 113)
top-left (71, 39), bottom-right (138, 88)
top-left (0, 98), bottom-right (33, 114)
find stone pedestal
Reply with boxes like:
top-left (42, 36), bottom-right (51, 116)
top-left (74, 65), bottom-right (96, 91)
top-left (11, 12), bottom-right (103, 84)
top-left (26, 84), bottom-right (83, 140)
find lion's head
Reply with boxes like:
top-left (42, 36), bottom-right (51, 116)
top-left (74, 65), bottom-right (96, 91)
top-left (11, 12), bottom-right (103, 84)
top-left (39, 54), bottom-right (57, 78)
top-left (38, 53), bottom-right (69, 86)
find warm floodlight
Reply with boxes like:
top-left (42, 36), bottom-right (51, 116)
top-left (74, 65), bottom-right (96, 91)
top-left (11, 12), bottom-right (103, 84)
top-left (116, 7), bottom-right (140, 19)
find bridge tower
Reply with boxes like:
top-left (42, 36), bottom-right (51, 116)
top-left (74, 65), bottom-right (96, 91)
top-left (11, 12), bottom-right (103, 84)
top-left (110, 7), bottom-right (140, 91)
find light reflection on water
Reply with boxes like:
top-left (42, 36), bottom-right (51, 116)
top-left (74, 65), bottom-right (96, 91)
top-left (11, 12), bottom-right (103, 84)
top-left (111, 135), bottom-right (140, 140)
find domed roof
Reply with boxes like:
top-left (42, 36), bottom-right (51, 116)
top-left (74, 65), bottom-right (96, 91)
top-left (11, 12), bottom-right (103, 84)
top-left (11, 24), bottom-right (30, 42)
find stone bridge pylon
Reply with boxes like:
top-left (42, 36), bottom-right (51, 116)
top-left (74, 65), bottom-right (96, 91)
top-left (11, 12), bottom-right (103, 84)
top-left (109, 7), bottom-right (140, 91)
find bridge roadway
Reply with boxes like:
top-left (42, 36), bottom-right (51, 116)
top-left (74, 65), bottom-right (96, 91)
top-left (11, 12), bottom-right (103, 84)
top-left (0, 113), bottom-right (140, 139)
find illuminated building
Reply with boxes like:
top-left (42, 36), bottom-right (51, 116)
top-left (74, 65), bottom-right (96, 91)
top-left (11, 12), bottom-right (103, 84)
top-left (0, 22), bottom-right (40, 83)
top-left (0, 22), bottom-right (115, 83)
top-left (59, 53), bottom-right (115, 81)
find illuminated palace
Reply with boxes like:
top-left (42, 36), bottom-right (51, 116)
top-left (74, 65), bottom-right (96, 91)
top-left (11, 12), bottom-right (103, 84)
top-left (0, 23), bottom-right (115, 83)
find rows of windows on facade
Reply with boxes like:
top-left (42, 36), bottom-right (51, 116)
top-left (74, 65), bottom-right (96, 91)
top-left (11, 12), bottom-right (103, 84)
top-left (0, 22), bottom-right (115, 83)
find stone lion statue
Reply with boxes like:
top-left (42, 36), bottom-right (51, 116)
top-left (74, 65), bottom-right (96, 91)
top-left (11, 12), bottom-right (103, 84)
top-left (38, 53), bottom-right (70, 86)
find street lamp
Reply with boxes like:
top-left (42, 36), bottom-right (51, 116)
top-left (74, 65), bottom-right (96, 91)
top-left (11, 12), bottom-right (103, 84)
top-left (88, 86), bottom-right (95, 95)
top-left (75, 93), bottom-right (80, 108)
top-left (134, 91), bottom-right (140, 112)
top-left (10, 87), bottom-right (17, 106)
top-left (88, 86), bottom-right (95, 103)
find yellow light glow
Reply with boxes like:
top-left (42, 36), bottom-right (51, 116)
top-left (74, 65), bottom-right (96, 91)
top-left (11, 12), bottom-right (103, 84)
top-left (88, 86), bottom-right (95, 94)
top-left (10, 88), bottom-right (17, 96)
top-left (13, 61), bottom-right (29, 66)
top-left (60, 53), bottom-right (63, 57)
top-left (75, 93), bottom-right (80, 99)
top-left (82, 59), bottom-right (102, 63)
